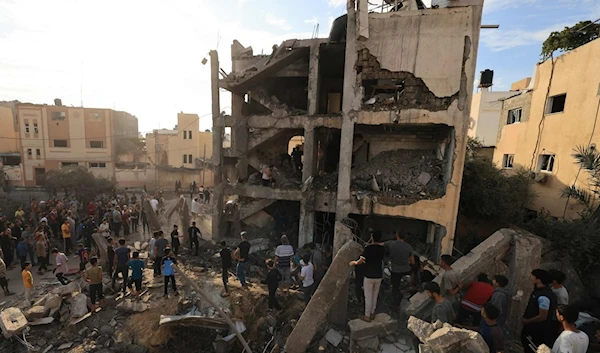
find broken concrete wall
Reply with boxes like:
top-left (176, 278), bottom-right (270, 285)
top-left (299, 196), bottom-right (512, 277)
top-left (407, 229), bottom-right (513, 318)
top-left (362, 8), bottom-right (473, 98)
top-left (408, 316), bottom-right (490, 353)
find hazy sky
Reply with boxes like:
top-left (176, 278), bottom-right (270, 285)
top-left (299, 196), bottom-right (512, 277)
top-left (1, 0), bottom-right (599, 133)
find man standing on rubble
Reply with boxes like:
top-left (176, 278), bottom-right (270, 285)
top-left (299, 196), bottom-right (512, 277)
top-left (385, 231), bottom-right (415, 309)
top-left (520, 269), bottom-right (558, 353)
top-left (233, 231), bottom-right (251, 289)
top-left (188, 222), bottom-right (202, 256)
top-left (439, 255), bottom-right (461, 305)
top-left (153, 231), bottom-right (168, 277)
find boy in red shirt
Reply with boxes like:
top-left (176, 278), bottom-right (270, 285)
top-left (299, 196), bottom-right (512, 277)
top-left (457, 273), bottom-right (494, 326)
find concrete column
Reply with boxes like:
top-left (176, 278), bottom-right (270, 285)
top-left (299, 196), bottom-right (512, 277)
top-left (307, 44), bottom-right (320, 116)
top-left (232, 93), bottom-right (248, 182)
top-left (330, 0), bottom-right (361, 326)
top-left (299, 128), bottom-right (317, 248)
top-left (210, 50), bottom-right (224, 240)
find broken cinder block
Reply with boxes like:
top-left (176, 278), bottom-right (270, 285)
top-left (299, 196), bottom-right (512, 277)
top-left (348, 313), bottom-right (398, 341)
top-left (0, 307), bottom-right (29, 338)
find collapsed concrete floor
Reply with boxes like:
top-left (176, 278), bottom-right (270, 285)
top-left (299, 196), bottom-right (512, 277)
top-left (314, 149), bottom-right (446, 204)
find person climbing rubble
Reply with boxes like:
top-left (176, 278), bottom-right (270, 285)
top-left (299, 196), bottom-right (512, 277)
top-left (439, 254), bottom-right (461, 305)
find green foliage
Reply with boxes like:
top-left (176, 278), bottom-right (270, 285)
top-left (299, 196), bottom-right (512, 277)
top-left (459, 157), bottom-right (536, 223)
top-left (465, 137), bottom-right (484, 159)
top-left (0, 196), bottom-right (21, 218)
top-left (39, 166), bottom-right (116, 203)
top-left (541, 21), bottom-right (600, 60)
top-left (561, 144), bottom-right (600, 217)
top-left (522, 212), bottom-right (600, 276)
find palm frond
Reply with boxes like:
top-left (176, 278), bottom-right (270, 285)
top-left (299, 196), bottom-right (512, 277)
top-left (562, 185), bottom-right (595, 212)
top-left (572, 145), bottom-right (600, 172)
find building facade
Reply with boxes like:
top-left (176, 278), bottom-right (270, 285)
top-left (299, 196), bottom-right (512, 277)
top-left (0, 103), bottom-right (139, 187)
top-left (211, 0), bottom-right (484, 263)
top-left (144, 112), bottom-right (215, 190)
top-left (494, 38), bottom-right (600, 219)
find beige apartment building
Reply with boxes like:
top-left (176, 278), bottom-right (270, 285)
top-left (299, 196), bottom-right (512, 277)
top-left (0, 102), bottom-right (138, 187)
top-left (144, 112), bottom-right (215, 189)
top-left (494, 38), bottom-right (600, 219)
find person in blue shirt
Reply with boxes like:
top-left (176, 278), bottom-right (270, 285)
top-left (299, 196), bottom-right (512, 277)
top-left (17, 240), bottom-right (29, 270)
top-left (162, 248), bottom-right (178, 298)
top-left (127, 251), bottom-right (145, 298)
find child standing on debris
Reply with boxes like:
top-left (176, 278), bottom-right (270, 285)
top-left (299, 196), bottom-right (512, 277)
top-left (22, 261), bottom-right (34, 305)
top-left (170, 225), bottom-right (181, 256)
top-left (220, 241), bottom-right (232, 297)
top-left (425, 281), bottom-right (455, 324)
top-left (162, 248), bottom-right (178, 298)
top-left (127, 251), bottom-right (145, 299)
top-left (85, 257), bottom-right (105, 311)
top-left (264, 259), bottom-right (282, 310)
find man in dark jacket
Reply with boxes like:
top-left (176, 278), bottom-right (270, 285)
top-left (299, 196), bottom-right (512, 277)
top-left (489, 275), bottom-right (511, 334)
top-left (520, 269), bottom-right (558, 353)
top-left (219, 241), bottom-right (232, 297)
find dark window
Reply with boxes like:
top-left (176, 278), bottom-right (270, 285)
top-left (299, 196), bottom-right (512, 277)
top-left (183, 154), bottom-right (187, 164)
top-left (33, 123), bottom-right (39, 134)
top-left (539, 154), bottom-right (555, 172)
top-left (90, 141), bottom-right (104, 148)
top-left (61, 162), bottom-right (78, 167)
top-left (507, 108), bottom-right (522, 124)
top-left (188, 154), bottom-right (192, 164)
top-left (89, 162), bottom-right (106, 168)
top-left (27, 149), bottom-right (32, 156)
top-left (188, 131), bottom-right (192, 140)
top-left (183, 131), bottom-right (187, 139)
top-left (53, 139), bottom-right (68, 148)
top-left (36, 149), bottom-right (40, 156)
top-left (502, 154), bottom-right (514, 169)
top-left (25, 123), bottom-right (30, 133)
top-left (547, 94), bottom-right (566, 114)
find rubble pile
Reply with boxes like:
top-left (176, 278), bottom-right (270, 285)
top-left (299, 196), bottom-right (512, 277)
top-left (315, 149), bottom-right (446, 204)
top-left (407, 316), bottom-right (490, 353)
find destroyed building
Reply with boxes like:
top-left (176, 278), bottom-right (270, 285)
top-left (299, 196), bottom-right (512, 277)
top-left (210, 0), bottom-right (484, 264)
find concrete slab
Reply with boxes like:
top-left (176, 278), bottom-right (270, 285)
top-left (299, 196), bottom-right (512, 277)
top-left (0, 307), bottom-right (28, 338)
top-left (349, 313), bottom-right (399, 341)
top-left (324, 328), bottom-right (343, 347)
top-left (30, 317), bottom-right (55, 326)
top-left (24, 305), bottom-right (50, 321)
top-left (357, 336), bottom-right (380, 350)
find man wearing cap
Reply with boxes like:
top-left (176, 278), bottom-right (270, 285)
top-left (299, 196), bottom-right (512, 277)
top-left (233, 231), bottom-right (251, 288)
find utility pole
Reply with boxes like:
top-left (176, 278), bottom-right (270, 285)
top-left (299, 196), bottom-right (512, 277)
top-left (154, 130), bottom-right (159, 191)
top-left (202, 143), bottom-right (206, 186)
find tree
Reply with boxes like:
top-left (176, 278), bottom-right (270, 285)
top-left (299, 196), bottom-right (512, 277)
top-left (541, 21), bottom-right (600, 60)
top-left (561, 144), bottom-right (600, 218)
top-left (459, 156), bottom-right (535, 223)
top-left (39, 166), bottom-right (116, 203)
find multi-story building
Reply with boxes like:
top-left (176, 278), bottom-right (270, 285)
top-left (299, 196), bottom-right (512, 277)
top-left (0, 101), bottom-right (139, 187)
top-left (468, 75), bottom-right (530, 159)
top-left (144, 112), bottom-right (215, 189)
top-left (211, 0), bottom-right (483, 263)
top-left (494, 38), bottom-right (600, 220)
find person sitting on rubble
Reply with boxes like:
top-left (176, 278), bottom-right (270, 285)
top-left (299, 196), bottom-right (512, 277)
top-left (248, 171), bottom-right (261, 186)
top-left (489, 275), bottom-right (511, 335)
top-left (439, 254), bottom-right (461, 305)
top-left (550, 270), bottom-right (569, 305)
top-left (457, 273), bottom-right (494, 326)
top-left (261, 164), bottom-right (275, 187)
top-left (425, 281), bottom-right (455, 324)
top-left (349, 230), bottom-right (385, 322)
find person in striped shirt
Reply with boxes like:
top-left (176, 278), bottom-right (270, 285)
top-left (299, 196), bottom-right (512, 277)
top-left (274, 235), bottom-right (294, 295)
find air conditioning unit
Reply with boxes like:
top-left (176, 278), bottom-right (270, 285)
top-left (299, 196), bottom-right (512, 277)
top-left (529, 171), bottom-right (549, 184)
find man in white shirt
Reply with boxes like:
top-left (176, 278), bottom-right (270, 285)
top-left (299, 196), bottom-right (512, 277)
top-left (150, 197), bottom-right (159, 216)
top-left (299, 254), bottom-right (315, 305)
top-left (552, 305), bottom-right (589, 353)
top-left (191, 197), bottom-right (201, 221)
